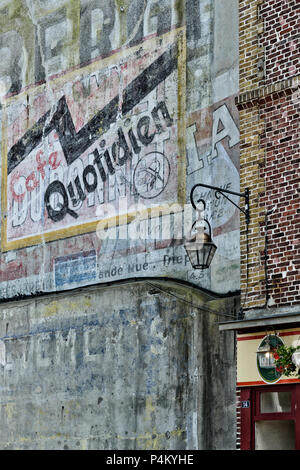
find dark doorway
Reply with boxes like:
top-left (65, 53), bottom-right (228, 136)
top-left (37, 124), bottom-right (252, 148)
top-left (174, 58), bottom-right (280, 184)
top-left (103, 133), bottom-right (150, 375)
top-left (240, 384), bottom-right (300, 450)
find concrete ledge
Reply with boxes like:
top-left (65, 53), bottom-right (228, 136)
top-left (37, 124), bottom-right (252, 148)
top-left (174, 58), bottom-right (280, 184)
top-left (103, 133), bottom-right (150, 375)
top-left (219, 312), bottom-right (300, 333)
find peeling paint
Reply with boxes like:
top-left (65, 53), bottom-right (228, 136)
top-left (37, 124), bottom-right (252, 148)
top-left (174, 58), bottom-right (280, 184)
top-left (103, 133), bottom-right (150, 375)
top-left (0, 281), bottom-right (237, 449)
top-left (0, 0), bottom-right (239, 451)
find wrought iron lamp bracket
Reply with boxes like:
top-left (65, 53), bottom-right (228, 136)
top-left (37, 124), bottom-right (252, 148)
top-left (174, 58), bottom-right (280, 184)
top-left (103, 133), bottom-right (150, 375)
top-left (190, 183), bottom-right (250, 227)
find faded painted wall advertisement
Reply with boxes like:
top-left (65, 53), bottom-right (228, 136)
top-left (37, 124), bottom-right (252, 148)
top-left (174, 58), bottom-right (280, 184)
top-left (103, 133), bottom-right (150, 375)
top-left (2, 28), bottom-right (186, 252)
top-left (0, 1), bottom-right (241, 297)
top-left (0, 0), bottom-right (241, 451)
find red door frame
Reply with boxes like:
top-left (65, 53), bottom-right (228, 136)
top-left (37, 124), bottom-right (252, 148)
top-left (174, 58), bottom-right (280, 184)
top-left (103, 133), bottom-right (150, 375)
top-left (240, 384), bottom-right (300, 450)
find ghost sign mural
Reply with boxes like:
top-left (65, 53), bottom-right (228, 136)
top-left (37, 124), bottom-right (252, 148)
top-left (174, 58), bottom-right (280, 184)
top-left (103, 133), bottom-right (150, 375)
top-left (1, 28), bottom-right (186, 251)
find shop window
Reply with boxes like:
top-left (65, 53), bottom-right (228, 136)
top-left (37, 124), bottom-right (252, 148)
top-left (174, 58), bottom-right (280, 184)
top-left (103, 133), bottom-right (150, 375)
top-left (260, 391), bottom-right (292, 413)
top-left (255, 420), bottom-right (295, 450)
top-left (240, 384), bottom-right (300, 450)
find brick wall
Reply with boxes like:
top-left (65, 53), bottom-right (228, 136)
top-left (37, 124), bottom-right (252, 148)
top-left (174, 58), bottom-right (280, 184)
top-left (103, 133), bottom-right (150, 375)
top-left (259, 91), bottom-right (300, 306)
top-left (239, 0), bottom-right (264, 93)
top-left (259, 0), bottom-right (300, 86)
top-left (237, 0), bottom-right (300, 310)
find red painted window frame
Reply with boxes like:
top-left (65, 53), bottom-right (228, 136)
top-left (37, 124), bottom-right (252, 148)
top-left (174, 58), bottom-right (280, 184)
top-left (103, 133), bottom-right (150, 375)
top-left (240, 384), bottom-right (300, 450)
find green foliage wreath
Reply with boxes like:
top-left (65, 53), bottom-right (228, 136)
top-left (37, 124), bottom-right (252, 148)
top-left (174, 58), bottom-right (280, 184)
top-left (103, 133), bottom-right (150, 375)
top-left (273, 345), bottom-right (300, 378)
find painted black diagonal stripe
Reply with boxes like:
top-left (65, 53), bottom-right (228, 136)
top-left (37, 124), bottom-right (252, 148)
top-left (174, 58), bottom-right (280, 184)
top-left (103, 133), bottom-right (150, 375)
top-left (7, 42), bottom-right (178, 175)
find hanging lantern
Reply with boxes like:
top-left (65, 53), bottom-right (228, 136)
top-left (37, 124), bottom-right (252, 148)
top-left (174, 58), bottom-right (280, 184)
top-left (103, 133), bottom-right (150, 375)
top-left (184, 226), bottom-right (217, 269)
top-left (256, 334), bottom-right (284, 384)
top-left (257, 337), bottom-right (276, 369)
top-left (184, 197), bottom-right (217, 270)
top-left (185, 183), bottom-right (250, 270)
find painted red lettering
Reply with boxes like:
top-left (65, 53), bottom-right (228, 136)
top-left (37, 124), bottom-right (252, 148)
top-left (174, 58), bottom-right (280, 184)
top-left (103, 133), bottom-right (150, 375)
top-left (36, 150), bottom-right (47, 179)
top-left (10, 172), bottom-right (25, 203)
top-left (49, 151), bottom-right (60, 170)
top-left (25, 172), bottom-right (39, 192)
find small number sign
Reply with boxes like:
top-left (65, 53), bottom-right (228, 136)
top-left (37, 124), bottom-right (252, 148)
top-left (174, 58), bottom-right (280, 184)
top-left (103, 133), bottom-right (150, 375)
top-left (241, 401), bottom-right (250, 408)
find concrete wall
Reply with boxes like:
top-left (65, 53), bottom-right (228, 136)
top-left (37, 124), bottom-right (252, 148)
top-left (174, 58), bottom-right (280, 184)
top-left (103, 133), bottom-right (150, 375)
top-left (0, 280), bottom-right (237, 450)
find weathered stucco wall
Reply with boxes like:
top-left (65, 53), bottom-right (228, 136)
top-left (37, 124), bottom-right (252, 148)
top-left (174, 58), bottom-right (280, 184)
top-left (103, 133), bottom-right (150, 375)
top-left (0, 280), bottom-right (237, 450)
top-left (0, 0), bottom-right (240, 450)
top-left (0, 0), bottom-right (240, 298)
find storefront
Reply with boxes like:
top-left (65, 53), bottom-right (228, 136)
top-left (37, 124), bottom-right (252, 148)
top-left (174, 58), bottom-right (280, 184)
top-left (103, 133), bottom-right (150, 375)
top-left (220, 314), bottom-right (300, 450)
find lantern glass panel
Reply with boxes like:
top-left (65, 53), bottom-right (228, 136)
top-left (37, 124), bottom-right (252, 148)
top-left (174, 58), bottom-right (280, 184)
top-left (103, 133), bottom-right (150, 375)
top-left (184, 239), bottom-right (217, 269)
top-left (257, 351), bottom-right (275, 369)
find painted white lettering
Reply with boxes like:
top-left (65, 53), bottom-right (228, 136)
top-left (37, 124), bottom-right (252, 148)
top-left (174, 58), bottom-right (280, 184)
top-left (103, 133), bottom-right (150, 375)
top-left (210, 104), bottom-right (239, 160)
